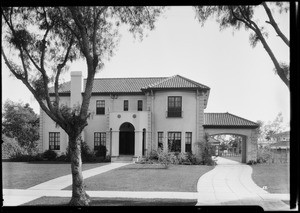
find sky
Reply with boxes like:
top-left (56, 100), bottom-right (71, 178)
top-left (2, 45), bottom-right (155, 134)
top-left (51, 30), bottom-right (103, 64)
top-left (1, 6), bottom-right (290, 128)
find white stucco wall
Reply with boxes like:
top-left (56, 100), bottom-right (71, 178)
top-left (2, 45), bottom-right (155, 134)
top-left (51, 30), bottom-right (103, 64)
top-left (152, 90), bottom-right (198, 153)
top-left (40, 97), bottom-right (70, 154)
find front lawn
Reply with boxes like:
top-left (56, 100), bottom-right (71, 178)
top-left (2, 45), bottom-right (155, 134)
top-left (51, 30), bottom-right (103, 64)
top-left (22, 196), bottom-right (197, 206)
top-left (251, 163), bottom-right (289, 193)
top-left (64, 163), bottom-right (215, 192)
top-left (2, 161), bottom-right (109, 189)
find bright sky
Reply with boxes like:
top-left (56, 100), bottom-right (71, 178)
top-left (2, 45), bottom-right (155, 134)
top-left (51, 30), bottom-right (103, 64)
top-left (1, 6), bottom-right (290, 127)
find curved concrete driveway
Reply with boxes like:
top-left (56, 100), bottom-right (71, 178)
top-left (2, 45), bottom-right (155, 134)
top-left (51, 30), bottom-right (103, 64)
top-left (196, 157), bottom-right (290, 211)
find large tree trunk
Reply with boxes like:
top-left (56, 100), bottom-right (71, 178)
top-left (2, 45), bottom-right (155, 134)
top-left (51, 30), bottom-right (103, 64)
top-left (68, 134), bottom-right (90, 206)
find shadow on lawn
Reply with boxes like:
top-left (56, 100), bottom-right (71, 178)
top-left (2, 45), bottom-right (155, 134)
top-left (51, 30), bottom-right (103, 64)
top-left (22, 197), bottom-right (197, 206)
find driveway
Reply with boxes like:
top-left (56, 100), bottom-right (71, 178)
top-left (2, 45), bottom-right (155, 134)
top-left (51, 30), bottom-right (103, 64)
top-left (196, 157), bottom-right (291, 211)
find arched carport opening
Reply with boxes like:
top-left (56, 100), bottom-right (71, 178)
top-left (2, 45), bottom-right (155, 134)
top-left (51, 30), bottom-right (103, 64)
top-left (119, 122), bottom-right (135, 155)
top-left (208, 133), bottom-right (247, 163)
top-left (203, 112), bottom-right (259, 164)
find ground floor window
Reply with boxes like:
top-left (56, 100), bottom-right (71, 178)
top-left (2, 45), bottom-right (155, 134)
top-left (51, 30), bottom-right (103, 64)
top-left (185, 132), bottom-right (192, 153)
top-left (49, 132), bottom-right (60, 150)
top-left (94, 132), bottom-right (106, 150)
top-left (168, 132), bottom-right (181, 152)
top-left (158, 132), bottom-right (163, 149)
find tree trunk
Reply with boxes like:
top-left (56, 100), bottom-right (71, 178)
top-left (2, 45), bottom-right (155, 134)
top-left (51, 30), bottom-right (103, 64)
top-left (68, 134), bottom-right (90, 206)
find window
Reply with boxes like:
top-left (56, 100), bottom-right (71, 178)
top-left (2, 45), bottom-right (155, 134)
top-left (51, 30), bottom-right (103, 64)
top-left (168, 132), bottom-right (181, 152)
top-left (138, 100), bottom-right (143, 111)
top-left (185, 132), bottom-right (192, 153)
top-left (49, 132), bottom-right (60, 150)
top-left (158, 132), bottom-right (164, 149)
top-left (124, 100), bottom-right (128, 111)
top-left (167, 96), bottom-right (182, 117)
top-left (94, 132), bottom-right (106, 150)
top-left (96, 100), bottom-right (105, 115)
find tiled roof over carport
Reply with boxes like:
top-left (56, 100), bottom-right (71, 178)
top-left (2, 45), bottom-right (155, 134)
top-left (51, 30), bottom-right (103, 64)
top-left (203, 112), bottom-right (259, 128)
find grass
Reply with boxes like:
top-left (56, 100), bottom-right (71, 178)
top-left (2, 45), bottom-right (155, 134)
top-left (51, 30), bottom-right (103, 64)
top-left (251, 163), bottom-right (289, 193)
top-left (2, 161), bottom-right (109, 189)
top-left (21, 196), bottom-right (197, 206)
top-left (63, 163), bottom-right (215, 192)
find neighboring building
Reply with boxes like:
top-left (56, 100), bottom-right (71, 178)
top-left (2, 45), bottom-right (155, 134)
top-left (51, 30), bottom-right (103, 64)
top-left (270, 131), bottom-right (290, 151)
top-left (39, 72), bottom-right (259, 163)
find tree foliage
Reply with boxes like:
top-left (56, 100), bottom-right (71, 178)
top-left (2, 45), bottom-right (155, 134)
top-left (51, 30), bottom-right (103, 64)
top-left (2, 100), bottom-right (39, 150)
top-left (194, 2), bottom-right (290, 89)
top-left (257, 112), bottom-right (286, 141)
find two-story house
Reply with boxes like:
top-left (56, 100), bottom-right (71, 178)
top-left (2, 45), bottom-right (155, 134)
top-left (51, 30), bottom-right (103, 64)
top-left (39, 71), bottom-right (259, 163)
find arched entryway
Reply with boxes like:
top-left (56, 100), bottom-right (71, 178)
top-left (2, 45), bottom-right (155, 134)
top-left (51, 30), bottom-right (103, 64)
top-left (208, 133), bottom-right (247, 163)
top-left (119, 122), bottom-right (135, 155)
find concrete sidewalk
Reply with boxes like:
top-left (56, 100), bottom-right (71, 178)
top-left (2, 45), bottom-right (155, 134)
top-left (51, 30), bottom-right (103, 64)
top-left (196, 157), bottom-right (292, 211)
top-left (28, 162), bottom-right (131, 190)
top-left (3, 189), bottom-right (198, 206)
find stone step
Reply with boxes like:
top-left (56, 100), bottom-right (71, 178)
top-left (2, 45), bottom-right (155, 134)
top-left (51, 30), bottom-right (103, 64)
top-left (111, 155), bottom-right (135, 163)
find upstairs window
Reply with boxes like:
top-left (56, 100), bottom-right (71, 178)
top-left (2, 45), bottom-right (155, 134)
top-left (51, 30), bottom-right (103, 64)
top-left (49, 132), bottom-right (60, 150)
top-left (96, 100), bottom-right (105, 115)
top-left (185, 132), bottom-right (192, 153)
top-left (124, 100), bottom-right (128, 111)
top-left (138, 100), bottom-right (143, 111)
top-left (167, 96), bottom-right (182, 117)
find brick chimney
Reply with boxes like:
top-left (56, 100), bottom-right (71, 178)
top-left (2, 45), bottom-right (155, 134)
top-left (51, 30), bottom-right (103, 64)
top-left (70, 71), bottom-right (83, 108)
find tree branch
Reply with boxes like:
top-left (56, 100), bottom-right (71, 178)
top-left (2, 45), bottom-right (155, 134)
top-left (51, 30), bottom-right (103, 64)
top-left (250, 21), bottom-right (290, 89)
top-left (2, 47), bottom-right (63, 126)
top-left (229, 7), bottom-right (256, 31)
top-left (40, 7), bottom-right (51, 71)
top-left (54, 36), bottom-right (74, 121)
top-left (68, 7), bottom-right (93, 66)
top-left (262, 2), bottom-right (289, 47)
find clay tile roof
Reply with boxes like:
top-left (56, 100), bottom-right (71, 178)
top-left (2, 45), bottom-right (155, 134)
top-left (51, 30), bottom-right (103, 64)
top-left (142, 75), bottom-right (210, 90)
top-left (84, 77), bottom-right (166, 93)
top-left (203, 112), bottom-right (259, 128)
top-left (49, 75), bottom-right (210, 94)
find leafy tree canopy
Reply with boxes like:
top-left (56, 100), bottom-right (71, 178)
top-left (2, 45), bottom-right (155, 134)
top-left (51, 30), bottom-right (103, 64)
top-left (2, 99), bottom-right (39, 149)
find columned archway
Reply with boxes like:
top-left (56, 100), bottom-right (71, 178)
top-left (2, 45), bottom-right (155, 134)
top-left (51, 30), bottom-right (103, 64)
top-left (204, 128), bottom-right (258, 163)
top-left (119, 122), bottom-right (135, 155)
top-left (208, 133), bottom-right (247, 163)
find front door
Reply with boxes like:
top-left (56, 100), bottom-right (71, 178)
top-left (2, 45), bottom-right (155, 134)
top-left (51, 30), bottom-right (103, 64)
top-left (119, 122), bottom-right (135, 155)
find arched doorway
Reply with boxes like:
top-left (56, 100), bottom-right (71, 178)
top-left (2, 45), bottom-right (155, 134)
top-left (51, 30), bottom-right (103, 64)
top-left (119, 122), bottom-right (135, 155)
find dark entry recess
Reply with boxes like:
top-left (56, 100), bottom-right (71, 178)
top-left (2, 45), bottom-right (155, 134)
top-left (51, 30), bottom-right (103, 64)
top-left (119, 122), bottom-right (135, 155)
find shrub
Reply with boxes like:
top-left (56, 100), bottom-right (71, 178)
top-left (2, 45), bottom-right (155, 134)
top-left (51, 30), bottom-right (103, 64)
top-left (197, 140), bottom-right (215, 166)
top-left (257, 147), bottom-right (273, 163)
top-left (247, 160), bottom-right (257, 165)
top-left (2, 135), bottom-right (27, 159)
top-left (95, 145), bottom-right (107, 158)
top-left (9, 152), bottom-right (43, 162)
top-left (149, 150), bottom-right (159, 160)
top-left (42, 149), bottom-right (58, 160)
top-left (157, 151), bottom-right (171, 168)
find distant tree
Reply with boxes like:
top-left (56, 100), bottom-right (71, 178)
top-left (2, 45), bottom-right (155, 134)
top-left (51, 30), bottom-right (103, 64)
top-left (259, 112), bottom-right (285, 141)
top-left (2, 100), bottom-right (39, 151)
top-left (1, 6), bottom-right (164, 205)
top-left (194, 2), bottom-right (290, 90)
top-left (219, 142), bottom-right (228, 151)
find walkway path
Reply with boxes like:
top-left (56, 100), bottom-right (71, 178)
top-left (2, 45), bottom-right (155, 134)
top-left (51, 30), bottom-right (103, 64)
top-left (196, 157), bottom-right (291, 211)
